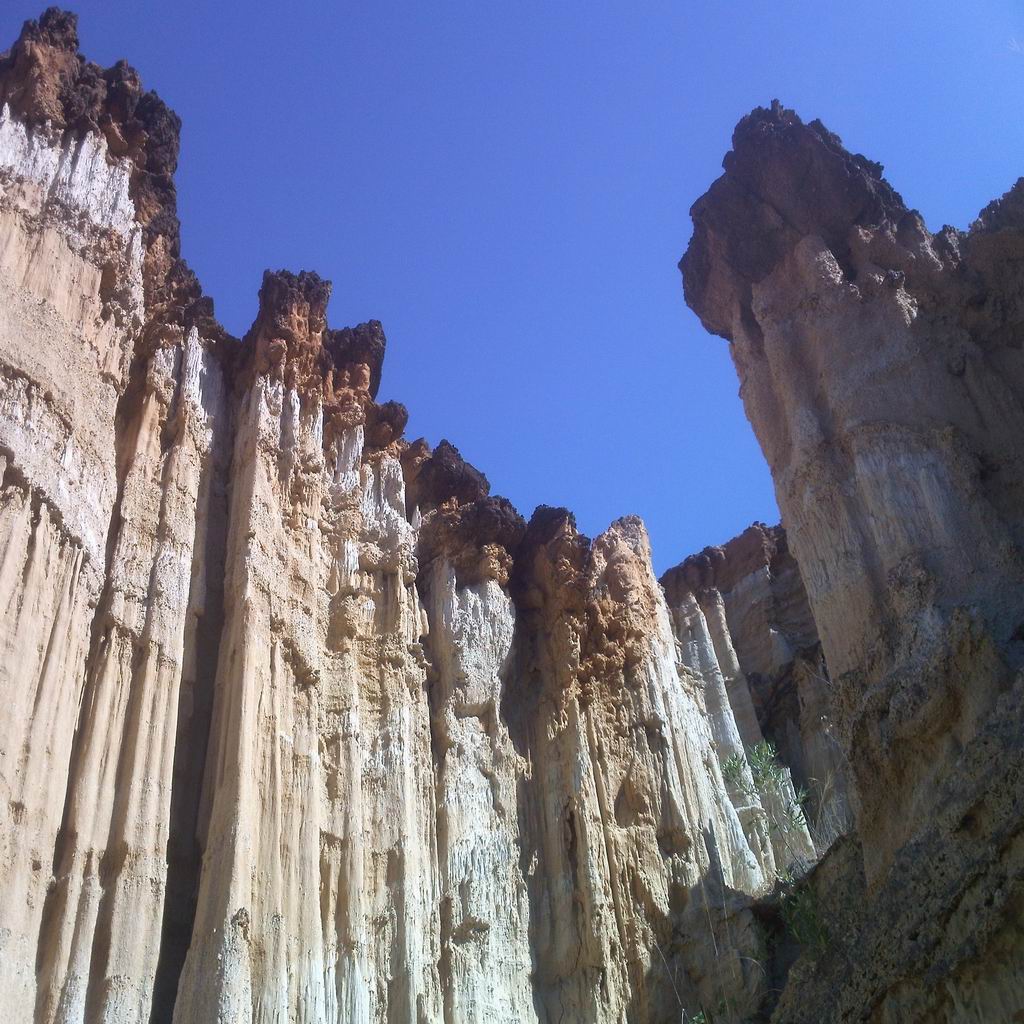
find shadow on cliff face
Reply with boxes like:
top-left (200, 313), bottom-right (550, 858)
top-left (620, 826), bottom-right (806, 1024)
top-left (149, 444), bottom-right (230, 1024)
top-left (655, 669), bottom-right (1024, 1024)
top-left (768, 678), bottom-right (1024, 1023)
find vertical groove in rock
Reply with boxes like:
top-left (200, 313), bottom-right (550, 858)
top-left (149, 335), bottom-right (232, 1024)
top-left (661, 523), bottom-right (851, 853)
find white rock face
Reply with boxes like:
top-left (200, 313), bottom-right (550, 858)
top-left (425, 563), bottom-right (535, 1024)
top-left (171, 388), bottom-right (442, 1024)
top-left (0, 104), bottom-right (152, 1022)
top-left (662, 522), bottom-right (851, 861)
top-left (0, 105), bottom-right (137, 235)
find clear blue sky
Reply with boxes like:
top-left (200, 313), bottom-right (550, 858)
top-left (4, 3), bottom-right (1021, 572)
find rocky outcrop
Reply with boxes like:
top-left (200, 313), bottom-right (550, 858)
top-left (5, 9), bottom-right (1020, 1023)
top-left (0, 12), bottom-right (826, 1024)
top-left (0, 10), bottom-right (195, 1017)
top-left (504, 509), bottom-right (779, 1021)
top-left (683, 101), bottom-right (1024, 1021)
top-left (662, 523), bottom-right (850, 847)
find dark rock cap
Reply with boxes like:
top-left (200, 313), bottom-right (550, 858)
top-left (326, 322), bottom-right (387, 400)
top-left (0, 9), bottom-right (231, 340)
top-left (681, 101), bottom-right (908, 341)
top-left (660, 521), bottom-right (787, 601)
top-left (406, 440), bottom-right (491, 514)
top-left (0, 9), bottom-right (182, 238)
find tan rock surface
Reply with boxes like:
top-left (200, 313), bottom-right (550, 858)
top-left (7, 11), bottom-right (1020, 1024)
top-left (0, 13), bottom-right (812, 1022)
top-left (683, 101), bottom-right (1024, 1021)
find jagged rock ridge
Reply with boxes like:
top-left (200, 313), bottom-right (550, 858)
top-left (0, 12), bottom-right (840, 1024)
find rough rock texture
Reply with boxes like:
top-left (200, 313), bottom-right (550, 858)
top-left (661, 523), bottom-right (850, 845)
top-left (0, 13), bottom-right (824, 1024)
top-left (683, 101), bottom-right (1024, 1021)
top-left (7, 10), bottom-right (1020, 1023)
top-left (502, 509), bottom-right (785, 1022)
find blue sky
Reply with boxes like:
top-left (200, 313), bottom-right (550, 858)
top-left (3, 2), bottom-right (1021, 572)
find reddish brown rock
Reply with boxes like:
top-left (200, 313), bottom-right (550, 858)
top-left (417, 495), bottom-right (525, 585)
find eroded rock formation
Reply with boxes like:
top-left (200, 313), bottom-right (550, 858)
top-left (661, 523), bottom-right (850, 854)
top-left (2, 9), bottom-right (1019, 1024)
top-left (0, 12), bottom-right (834, 1023)
top-left (683, 101), bottom-right (1024, 1021)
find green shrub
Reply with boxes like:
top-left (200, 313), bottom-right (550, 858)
top-left (780, 882), bottom-right (826, 952)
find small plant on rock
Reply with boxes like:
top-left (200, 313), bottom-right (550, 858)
top-left (721, 742), bottom-right (807, 839)
top-left (720, 753), bottom-right (746, 790)
top-left (780, 881), bottom-right (826, 953)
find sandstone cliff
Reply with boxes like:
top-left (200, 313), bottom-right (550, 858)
top-left (3, 9), bottom-right (1020, 1024)
top-left (0, 12), bottom-right (830, 1023)
top-left (683, 101), bottom-right (1024, 1021)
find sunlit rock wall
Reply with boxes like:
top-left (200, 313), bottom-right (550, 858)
top-left (0, 12), bottom-right (818, 1024)
top-left (661, 522), bottom-right (851, 850)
